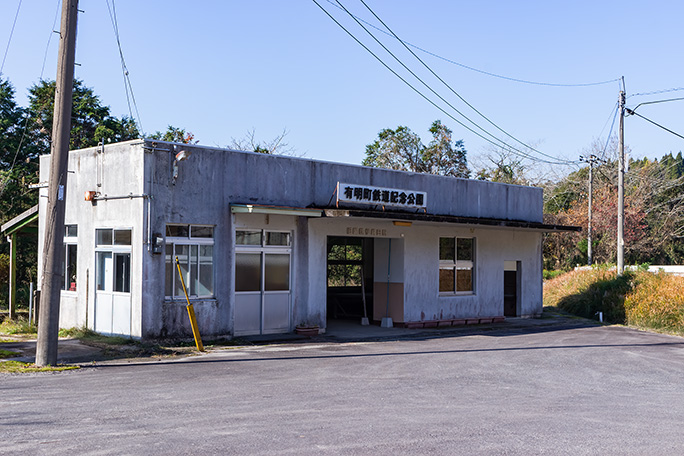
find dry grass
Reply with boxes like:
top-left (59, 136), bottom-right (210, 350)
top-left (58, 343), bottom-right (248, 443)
top-left (0, 360), bottom-right (80, 373)
top-left (545, 267), bottom-right (684, 335)
top-left (625, 271), bottom-right (684, 334)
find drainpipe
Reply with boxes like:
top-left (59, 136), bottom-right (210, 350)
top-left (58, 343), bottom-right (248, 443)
top-left (381, 238), bottom-right (393, 328)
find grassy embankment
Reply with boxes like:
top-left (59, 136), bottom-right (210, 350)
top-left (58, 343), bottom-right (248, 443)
top-left (544, 266), bottom-right (684, 336)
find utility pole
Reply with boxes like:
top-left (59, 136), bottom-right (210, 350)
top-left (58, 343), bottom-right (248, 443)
top-left (35, 0), bottom-right (79, 367)
top-left (580, 154), bottom-right (598, 266)
top-left (617, 78), bottom-right (626, 275)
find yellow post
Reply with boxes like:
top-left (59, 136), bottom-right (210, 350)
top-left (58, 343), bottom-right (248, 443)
top-left (175, 256), bottom-right (204, 352)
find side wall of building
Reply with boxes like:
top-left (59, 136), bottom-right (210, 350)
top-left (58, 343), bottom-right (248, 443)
top-left (39, 141), bottom-right (147, 337)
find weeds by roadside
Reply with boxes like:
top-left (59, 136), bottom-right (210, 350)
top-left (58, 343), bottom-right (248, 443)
top-left (0, 360), bottom-right (79, 373)
top-left (544, 266), bottom-right (684, 336)
top-left (0, 317), bottom-right (37, 336)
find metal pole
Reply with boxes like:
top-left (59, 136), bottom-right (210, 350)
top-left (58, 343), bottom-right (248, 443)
top-left (588, 157), bottom-right (593, 266)
top-left (8, 235), bottom-right (16, 320)
top-left (36, 0), bottom-right (79, 366)
top-left (617, 84), bottom-right (625, 275)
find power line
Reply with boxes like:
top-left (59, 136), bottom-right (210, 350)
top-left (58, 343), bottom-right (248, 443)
top-left (0, 0), bottom-right (22, 75)
top-left (314, 0), bottom-right (572, 166)
top-left (324, 0), bottom-right (620, 88)
top-left (106, 0), bottom-right (144, 136)
top-left (355, 0), bottom-right (575, 165)
top-left (626, 108), bottom-right (684, 141)
top-left (629, 87), bottom-right (684, 98)
top-left (40, 0), bottom-right (62, 80)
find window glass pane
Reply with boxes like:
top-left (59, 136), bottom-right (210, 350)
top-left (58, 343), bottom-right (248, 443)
top-left (327, 265), bottom-right (345, 287)
top-left (66, 225), bottom-right (78, 237)
top-left (114, 229), bottom-right (132, 246)
top-left (174, 245), bottom-right (190, 297)
top-left (191, 226), bottom-right (213, 238)
top-left (66, 244), bottom-right (77, 291)
top-left (346, 244), bottom-right (362, 261)
top-left (439, 268), bottom-right (455, 293)
top-left (96, 229), bottom-right (112, 246)
top-left (457, 238), bottom-right (473, 261)
top-left (266, 231), bottom-right (290, 246)
top-left (236, 230), bottom-right (262, 246)
top-left (439, 238), bottom-right (455, 261)
top-left (165, 244), bottom-right (174, 297)
top-left (96, 252), bottom-right (113, 291)
top-left (236, 253), bottom-right (261, 292)
top-left (456, 269), bottom-right (473, 292)
top-left (190, 245), bottom-right (198, 296)
top-left (114, 253), bottom-right (131, 293)
top-left (346, 265), bottom-right (362, 287)
top-left (166, 225), bottom-right (189, 238)
top-left (328, 242), bottom-right (345, 261)
top-left (198, 245), bottom-right (213, 296)
top-left (265, 254), bottom-right (290, 291)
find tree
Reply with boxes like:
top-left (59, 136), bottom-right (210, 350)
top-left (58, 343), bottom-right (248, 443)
top-left (28, 79), bottom-right (140, 150)
top-left (229, 128), bottom-right (295, 155)
top-left (362, 120), bottom-right (469, 178)
top-left (0, 77), bottom-right (140, 311)
top-left (148, 125), bottom-right (198, 144)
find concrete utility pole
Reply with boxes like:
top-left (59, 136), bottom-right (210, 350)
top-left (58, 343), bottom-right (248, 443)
top-left (36, 0), bottom-right (79, 367)
top-left (617, 78), bottom-right (626, 275)
top-left (580, 154), bottom-right (598, 266)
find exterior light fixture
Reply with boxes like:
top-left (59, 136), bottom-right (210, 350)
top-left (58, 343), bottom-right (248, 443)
top-left (393, 221), bottom-right (412, 227)
top-left (172, 150), bottom-right (191, 183)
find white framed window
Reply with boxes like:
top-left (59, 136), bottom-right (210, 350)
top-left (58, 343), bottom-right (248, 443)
top-left (165, 224), bottom-right (214, 299)
top-left (95, 228), bottom-right (132, 293)
top-left (439, 237), bottom-right (475, 294)
top-left (61, 225), bottom-right (78, 291)
top-left (235, 229), bottom-right (292, 293)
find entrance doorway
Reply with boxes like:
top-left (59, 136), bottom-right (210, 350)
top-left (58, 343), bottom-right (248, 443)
top-left (503, 261), bottom-right (519, 317)
top-left (326, 237), bottom-right (374, 322)
top-left (234, 230), bottom-right (292, 336)
top-left (94, 228), bottom-right (132, 336)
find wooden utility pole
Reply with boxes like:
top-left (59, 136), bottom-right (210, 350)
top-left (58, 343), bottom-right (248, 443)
top-left (35, 0), bottom-right (79, 367)
top-left (617, 80), bottom-right (625, 276)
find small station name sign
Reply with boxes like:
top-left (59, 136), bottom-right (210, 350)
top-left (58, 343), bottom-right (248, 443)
top-left (337, 182), bottom-right (427, 209)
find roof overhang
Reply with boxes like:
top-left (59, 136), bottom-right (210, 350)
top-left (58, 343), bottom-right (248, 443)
top-left (230, 204), bottom-right (323, 218)
top-left (322, 208), bottom-right (580, 233)
top-left (1, 205), bottom-right (39, 237)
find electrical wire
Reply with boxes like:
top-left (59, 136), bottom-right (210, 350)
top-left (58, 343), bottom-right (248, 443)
top-left (0, 0), bottom-right (22, 75)
top-left (355, 0), bottom-right (576, 165)
top-left (106, 0), bottom-right (144, 136)
top-left (599, 103), bottom-right (619, 161)
top-left (2, 0), bottom-right (61, 197)
top-left (314, 0), bottom-right (573, 165)
top-left (626, 109), bottom-right (684, 141)
top-left (324, 0), bottom-right (620, 88)
top-left (629, 87), bottom-right (684, 98)
top-left (40, 0), bottom-right (62, 80)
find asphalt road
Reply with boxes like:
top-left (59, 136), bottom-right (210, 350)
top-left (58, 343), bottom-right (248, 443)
top-left (2, 322), bottom-right (684, 455)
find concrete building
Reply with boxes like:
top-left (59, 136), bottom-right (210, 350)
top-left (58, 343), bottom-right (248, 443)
top-left (37, 139), bottom-right (577, 338)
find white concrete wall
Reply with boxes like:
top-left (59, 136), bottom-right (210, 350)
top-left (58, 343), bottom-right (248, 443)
top-left (40, 140), bottom-right (546, 338)
top-left (39, 141), bottom-right (146, 337)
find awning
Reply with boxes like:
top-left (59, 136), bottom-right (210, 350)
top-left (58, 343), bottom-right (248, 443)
top-left (322, 208), bottom-right (580, 233)
top-left (230, 204), bottom-right (323, 218)
top-left (1, 204), bottom-right (39, 236)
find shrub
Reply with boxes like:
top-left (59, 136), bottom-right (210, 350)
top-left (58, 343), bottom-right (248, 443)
top-left (625, 272), bottom-right (684, 332)
top-left (543, 266), bottom-right (634, 324)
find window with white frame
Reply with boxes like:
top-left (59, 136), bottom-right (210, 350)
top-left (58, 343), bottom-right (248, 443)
top-left (95, 228), bottom-right (132, 293)
top-left (235, 229), bottom-right (291, 292)
top-left (165, 224), bottom-right (214, 299)
top-left (61, 225), bottom-right (78, 291)
top-left (439, 237), bottom-right (474, 294)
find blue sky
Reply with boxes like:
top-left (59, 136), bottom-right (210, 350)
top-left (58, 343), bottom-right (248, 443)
top-left (1, 0), bottom-right (682, 174)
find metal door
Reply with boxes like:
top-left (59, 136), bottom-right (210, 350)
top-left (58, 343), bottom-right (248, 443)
top-left (234, 251), bottom-right (290, 336)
